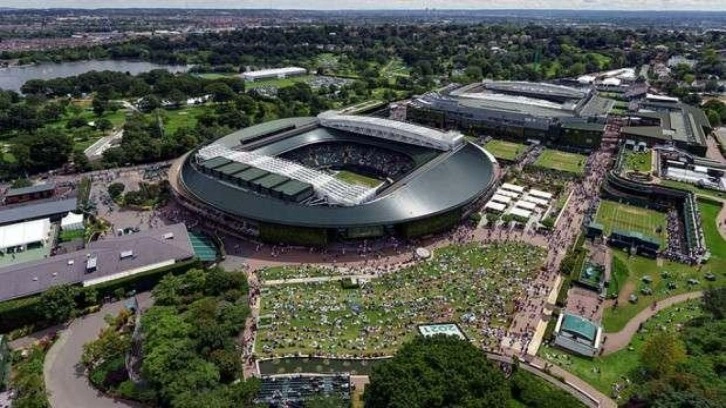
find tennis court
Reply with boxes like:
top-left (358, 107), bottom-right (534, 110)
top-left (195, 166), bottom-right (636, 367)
top-left (533, 149), bottom-right (587, 174)
top-left (484, 140), bottom-right (527, 161)
top-left (595, 200), bottom-right (667, 242)
top-left (189, 232), bottom-right (219, 262)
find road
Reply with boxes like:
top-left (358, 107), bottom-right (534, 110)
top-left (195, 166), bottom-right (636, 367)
top-left (43, 293), bottom-right (152, 408)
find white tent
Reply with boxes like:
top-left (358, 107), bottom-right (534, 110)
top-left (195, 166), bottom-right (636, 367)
top-left (501, 183), bottom-right (525, 193)
top-left (0, 218), bottom-right (51, 252)
top-left (522, 195), bottom-right (549, 207)
top-left (61, 212), bottom-right (84, 231)
top-left (490, 194), bottom-right (512, 204)
top-left (528, 189), bottom-right (554, 200)
top-left (495, 189), bottom-right (520, 198)
top-left (484, 202), bottom-right (507, 213)
top-left (514, 201), bottom-right (537, 211)
top-left (508, 207), bottom-right (532, 219)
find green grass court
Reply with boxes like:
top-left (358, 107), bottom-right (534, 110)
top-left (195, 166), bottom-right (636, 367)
top-left (334, 170), bottom-right (381, 187)
top-left (595, 200), bottom-right (667, 243)
top-left (533, 149), bottom-right (587, 174)
top-left (484, 140), bottom-right (527, 161)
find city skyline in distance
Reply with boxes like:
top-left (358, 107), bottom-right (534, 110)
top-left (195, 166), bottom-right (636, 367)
top-left (1, 0), bottom-right (726, 11)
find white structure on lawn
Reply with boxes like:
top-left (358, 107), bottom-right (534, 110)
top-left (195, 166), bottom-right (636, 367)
top-left (242, 67), bottom-right (308, 82)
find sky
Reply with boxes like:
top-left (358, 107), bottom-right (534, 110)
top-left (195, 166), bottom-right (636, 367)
top-left (1, 0), bottom-right (725, 11)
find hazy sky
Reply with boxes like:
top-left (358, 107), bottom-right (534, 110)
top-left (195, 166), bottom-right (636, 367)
top-left (2, 0), bottom-right (726, 11)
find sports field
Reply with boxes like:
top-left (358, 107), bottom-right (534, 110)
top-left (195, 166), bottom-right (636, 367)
top-left (484, 140), bottom-right (527, 161)
top-left (595, 200), bottom-right (667, 242)
top-left (533, 149), bottom-right (587, 174)
top-left (335, 170), bottom-right (381, 187)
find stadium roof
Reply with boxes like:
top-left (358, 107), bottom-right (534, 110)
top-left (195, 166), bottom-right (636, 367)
top-left (0, 223), bottom-right (194, 302)
top-left (5, 183), bottom-right (55, 198)
top-left (180, 121), bottom-right (497, 229)
top-left (242, 67), bottom-right (307, 79)
top-left (318, 111), bottom-right (464, 151)
top-left (0, 198), bottom-right (77, 226)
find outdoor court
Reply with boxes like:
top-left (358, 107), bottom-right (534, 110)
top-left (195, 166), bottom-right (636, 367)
top-left (484, 140), bottom-right (526, 161)
top-left (534, 149), bottom-right (587, 174)
top-left (595, 200), bottom-right (667, 242)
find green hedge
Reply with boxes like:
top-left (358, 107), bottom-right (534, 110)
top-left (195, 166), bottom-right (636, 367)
top-left (398, 210), bottom-right (462, 239)
top-left (0, 296), bottom-right (45, 334)
top-left (259, 223), bottom-right (328, 246)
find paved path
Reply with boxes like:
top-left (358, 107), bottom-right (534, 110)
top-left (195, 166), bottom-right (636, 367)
top-left (44, 294), bottom-right (152, 408)
top-left (714, 201), bottom-right (726, 241)
top-left (601, 291), bottom-right (703, 355)
top-left (262, 273), bottom-right (378, 286)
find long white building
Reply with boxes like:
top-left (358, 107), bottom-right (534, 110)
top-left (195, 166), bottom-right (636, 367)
top-left (242, 67), bottom-right (308, 82)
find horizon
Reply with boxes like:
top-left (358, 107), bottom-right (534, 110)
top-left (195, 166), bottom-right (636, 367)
top-left (1, 1), bottom-right (726, 12)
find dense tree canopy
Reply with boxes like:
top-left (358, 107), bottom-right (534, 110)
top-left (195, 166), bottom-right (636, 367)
top-left (364, 335), bottom-right (509, 408)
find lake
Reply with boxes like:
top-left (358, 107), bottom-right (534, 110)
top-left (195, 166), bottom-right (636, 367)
top-left (0, 60), bottom-right (188, 92)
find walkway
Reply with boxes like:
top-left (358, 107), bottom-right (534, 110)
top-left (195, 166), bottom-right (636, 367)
top-left (601, 291), bottom-right (703, 355)
top-left (43, 294), bottom-right (152, 408)
top-left (263, 273), bottom-right (377, 286)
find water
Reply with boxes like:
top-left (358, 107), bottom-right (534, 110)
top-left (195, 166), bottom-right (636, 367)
top-left (0, 60), bottom-right (188, 92)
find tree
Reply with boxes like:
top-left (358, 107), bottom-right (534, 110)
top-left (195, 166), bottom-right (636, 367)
top-left (96, 118), bottom-right (113, 132)
top-left (137, 95), bottom-right (161, 113)
top-left (11, 178), bottom-right (32, 188)
top-left (364, 335), bottom-right (508, 408)
top-left (107, 182), bottom-right (125, 200)
top-left (38, 284), bottom-right (79, 324)
top-left (92, 97), bottom-right (107, 117)
top-left (641, 332), bottom-right (687, 378)
top-left (205, 83), bottom-right (235, 103)
top-left (702, 287), bottom-right (726, 320)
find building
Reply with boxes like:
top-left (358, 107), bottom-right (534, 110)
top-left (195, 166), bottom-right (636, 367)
top-left (0, 198), bottom-right (77, 227)
top-left (622, 98), bottom-right (712, 156)
top-left (0, 218), bottom-right (52, 254)
top-left (241, 67), bottom-right (307, 82)
top-left (553, 313), bottom-right (603, 357)
top-left (2, 183), bottom-right (55, 205)
top-left (0, 223), bottom-right (195, 302)
top-left (172, 112), bottom-right (498, 245)
top-left (408, 81), bottom-right (614, 150)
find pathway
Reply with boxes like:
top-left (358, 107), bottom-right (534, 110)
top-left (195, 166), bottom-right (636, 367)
top-left (43, 294), bottom-right (152, 408)
top-left (601, 291), bottom-right (703, 355)
top-left (262, 273), bottom-right (378, 286)
top-left (715, 201), bottom-right (726, 241)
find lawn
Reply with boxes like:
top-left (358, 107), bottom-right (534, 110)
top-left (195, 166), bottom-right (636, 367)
top-left (484, 140), bottom-right (527, 161)
top-left (257, 243), bottom-right (546, 357)
top-left (622, 150), bottom-right (652, 173)
top-left (160, 104), bottom-right (213, 134)
top-left (540, 299), bottom-right (703, 398)
top-left (533, 149), bottom-right (587, 175)
top-left (335, 170), bottom-right (381, 188)
top-left (697, 199), bottom-right (726, 271)
top-left (59, 229), bottom-right (85, 242)
top-left (594, 200), bottom-right (667, 243)
top-left (601, 251), bottom-right (720, 332)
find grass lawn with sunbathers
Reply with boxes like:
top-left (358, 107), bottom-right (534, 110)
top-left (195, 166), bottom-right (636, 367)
top-left (256, 242), bottom-right (545, 358)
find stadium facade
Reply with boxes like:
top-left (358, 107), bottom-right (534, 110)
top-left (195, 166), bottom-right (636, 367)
top-left (171, 112), bottom-right (499, 245)
top-left (407, 81), bottom-right (614, 150)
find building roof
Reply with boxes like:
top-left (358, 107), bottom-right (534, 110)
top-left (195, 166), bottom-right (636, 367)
top-left (0, 223), bottom-right (194, 302)
top-left (179, 123), bottom-right (497, 229)
top-left (242, 67), bottom-right (307, 79)
top-left (0, 198), bottom-right (77, 226)
top-left (0, 218), bottom-right (51, 250)
top-left (561, 313), bottom-right (599, 342)
top-left (5, 183), bottom-right (55, 198)
top-left (508, 207), bottom-right (532, 219)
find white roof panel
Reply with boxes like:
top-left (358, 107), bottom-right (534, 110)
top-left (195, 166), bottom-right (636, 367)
top-left (0, 218), bottom-right (51, 250)
top-left (528, 189), bottom-right (554, 199)
top-left (514, 200), bottom-right (538, 211)
top-left (485, 202), bottom-right (507, 212)
top-left (509, 207), bottom-right (532, 219)
top-left (495, 189), bottom-right (520, 198)
top-left (490, 194), bottom-right (512, 204)
top-left (501, 183), bottom-right (526, 193)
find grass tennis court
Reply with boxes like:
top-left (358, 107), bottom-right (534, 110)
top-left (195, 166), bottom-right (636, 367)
top-left (335, 170), bottom-right (381, 187)
top-left (484, 140), bottom-right (527, 161)
top-left (594, 200), bottom-right (667, 242)
top-left (189, 232), bottom-right (219, 262)
top-left (533, 149), bottom-right (587, 174)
